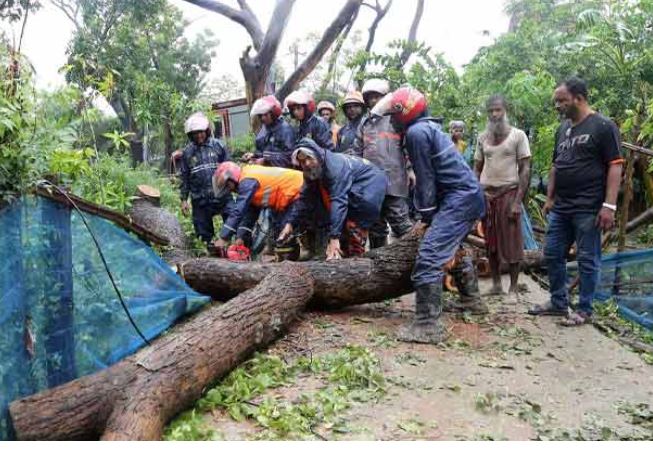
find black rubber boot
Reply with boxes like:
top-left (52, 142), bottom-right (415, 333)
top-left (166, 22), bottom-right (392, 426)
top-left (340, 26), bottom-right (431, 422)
top-left (369, 235), bottom-right (388, 249)
top-left (275, 238), bottom-right (300, 262)
top-left (397, 283), bottom-right (447, 344)
top-left (446, 255), bottom-right (488, 314)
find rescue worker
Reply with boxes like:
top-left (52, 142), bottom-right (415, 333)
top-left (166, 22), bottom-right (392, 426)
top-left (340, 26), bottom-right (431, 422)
top-left (352, 78), bottom-right (413, 248)
top-left (212, 162), bottom-right (305, 261)
top-left (285, 90), bottom-right (334, 259)
top-left (336, 91), bottom-right (365, 154)
top-left (372, 87), bottom-right (486, 344)
top-left (243, 95), bottom-right (295, 168)
top-left (278, 138), bottom-right (387, 260)
top-left (317, 100), bottom-right (340, 147)
top-left (179, 111), bottom-right (235, 250)
top-left (285, 90), bottom-right (335, 151)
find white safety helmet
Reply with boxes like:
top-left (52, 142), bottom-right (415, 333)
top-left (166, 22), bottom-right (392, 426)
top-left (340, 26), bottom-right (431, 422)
top-left (284, 90), bottom-right (316, 114)
top-left (361, 78), bottom-right (390, 96)
top-left (184, 112), bottom-right (210, 135)
top-left (250, 95), bottom-right (283, 119)
top-left (316, 100), bottom-right (336, 113)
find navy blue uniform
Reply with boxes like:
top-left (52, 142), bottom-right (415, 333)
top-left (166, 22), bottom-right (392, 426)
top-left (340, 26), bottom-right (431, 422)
top-left (179, 137), bottom-right (235, 245)
top-left (296, 114), bottom-right (335, 152)
top-left (254, 118), bottom-right (296, 168)
top-left (336, 116), bottom-right (362, 154)
top-left (290, 138), bottom-right (387, 238)
top-left (218, 178), bottom-right (300, 244)
top-left (405, 118), bottom-right (485, 287)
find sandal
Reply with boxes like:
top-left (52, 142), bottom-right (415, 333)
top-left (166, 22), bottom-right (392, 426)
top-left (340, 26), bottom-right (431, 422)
top-left (559, 311), bottom-right (592, 327)
top-left (527, 302), bottom-right (568, 316)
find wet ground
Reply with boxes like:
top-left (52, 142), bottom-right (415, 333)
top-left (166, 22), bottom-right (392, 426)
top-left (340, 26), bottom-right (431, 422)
top-left (200, 274), bottom-right (653, 440)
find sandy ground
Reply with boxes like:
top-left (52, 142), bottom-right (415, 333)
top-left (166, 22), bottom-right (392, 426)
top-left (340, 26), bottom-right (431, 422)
top-left (202, 274), bottom-right (653, 440)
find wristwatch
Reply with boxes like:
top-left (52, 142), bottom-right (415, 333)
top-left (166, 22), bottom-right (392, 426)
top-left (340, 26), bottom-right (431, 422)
top-left (602, 202), bottom-right (617, 211)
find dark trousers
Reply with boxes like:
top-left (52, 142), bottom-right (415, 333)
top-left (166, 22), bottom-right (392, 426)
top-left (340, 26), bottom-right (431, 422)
top-left (192, 199), bottom-right (235, 246)
top-left (544, 211), bottom-right (601, 314)
top-left (412, 210), bottom-right (477, 287)
top-left (370, 195), bottom-right (413, 239)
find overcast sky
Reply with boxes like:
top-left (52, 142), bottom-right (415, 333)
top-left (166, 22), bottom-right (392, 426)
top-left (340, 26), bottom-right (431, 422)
top-left (4, 0), bottom-right (510, 91)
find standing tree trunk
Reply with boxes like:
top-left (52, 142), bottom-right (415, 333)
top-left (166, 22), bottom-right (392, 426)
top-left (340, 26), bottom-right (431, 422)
top-left (10, 266), bottom-right (314, 440)
top-left (319, 6), bottom-right (359, 92)
top-left (397, 0), bottom-right (424, 68)
top-left (183, 0), bottom-right (362, 107)
top-left (276, 0), bottom-right (363, 101)
top-left (355, 0), bottom-right (393, 89)
top-left (162, 116), bottom-right (175, 172)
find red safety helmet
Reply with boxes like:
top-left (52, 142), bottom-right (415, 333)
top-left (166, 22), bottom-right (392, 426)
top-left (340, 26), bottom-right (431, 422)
top-left (212, 161), bottom-right (241, 196)
top-left (250, 95), bottom-right (283, 119)
top-left (227, 244), bottom-right (251, 262)
top-left (371, 86), bottom-right (427, 125)
top-left (284, 90), bottom-right (316, 114)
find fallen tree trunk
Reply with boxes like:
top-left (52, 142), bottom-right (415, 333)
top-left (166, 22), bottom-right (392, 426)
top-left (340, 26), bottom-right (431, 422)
top-left (180, 235), bottom-right (545, 307)
top-left (35, 184), bottom-right (170, 246)
top-left (10, 265), bottom-right (313, 440)
top-left (128, 191), bottom-right (192, 264)
top-left (182, 234), bottom-right (420, 308)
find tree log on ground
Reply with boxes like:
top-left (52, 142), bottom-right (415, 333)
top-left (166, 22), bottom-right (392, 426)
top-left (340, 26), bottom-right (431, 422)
top-left (10, 265), bottom-right (314, 440)
top-left (128, 190), bottom-right (191, 264)
top-left (35, 184), bottom-right (170, 246)
top-left (180, 235), bottom-right (545, 307)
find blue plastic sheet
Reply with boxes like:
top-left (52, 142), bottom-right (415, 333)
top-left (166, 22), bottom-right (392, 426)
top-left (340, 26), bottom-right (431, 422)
top-left (591, 249), bottom-right (653, 329)
top-left (0, 196), bottom-right (209, 440)
top-left (521, 204), bottom-right (540, 250)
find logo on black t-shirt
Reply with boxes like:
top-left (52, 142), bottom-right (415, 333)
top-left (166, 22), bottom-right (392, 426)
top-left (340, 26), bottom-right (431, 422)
top-left (556, 134), bottom-right (590, 163)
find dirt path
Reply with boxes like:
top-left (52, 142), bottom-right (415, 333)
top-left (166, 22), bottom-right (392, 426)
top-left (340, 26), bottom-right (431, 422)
top-left (197, 274), bottom-right (653, 440)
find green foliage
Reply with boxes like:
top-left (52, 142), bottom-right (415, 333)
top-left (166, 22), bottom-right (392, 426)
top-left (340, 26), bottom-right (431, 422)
top-left (164, 410), bottom-right (221, 441)
top-left (164, 345), bottom-right (386, 440)
top-left (616, 401), bottom-right (653, 435)
top-left (226, 132), bottom-right (256, 160)
top-left (0, 0), bottom-right (40, 23)
top-left (102, 130), bottom-right (134, 152)
top-left (0, 49), bottom-right (37, 202)
top-left (48, 148), bottom-right (95, 183)
top-left (64, 0), bottom-right (218, 160)
top-left (594, 299), bottom-right (653, 365)
top-left (348, 40), bottom-right (462, 119)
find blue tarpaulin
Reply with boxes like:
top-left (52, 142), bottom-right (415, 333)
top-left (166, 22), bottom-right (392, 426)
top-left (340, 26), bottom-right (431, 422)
top-left (0, 196), bottom-right (209, 440)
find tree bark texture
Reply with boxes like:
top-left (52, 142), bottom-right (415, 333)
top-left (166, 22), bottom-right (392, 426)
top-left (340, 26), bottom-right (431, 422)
top-left (128, 196), bottom-right (192, 264)
top-left (239, 0), bottom-right (296, 105)
top-left (397, 0), bottom-right (424, 67)
top-left (182, 0), bottom-right (265, 50)
top-left (319, 6), bottom-right (359, 92)
top-left (355, 0), bottom-right (392, 89)
top-left (35, 185), bottom-right (170, 246)
top-left (10, 266), bottom-right (314, 440)
top-left (276, 0), bottom-right (362, 102)
top-left (179, 235), bottom-right (545, 307)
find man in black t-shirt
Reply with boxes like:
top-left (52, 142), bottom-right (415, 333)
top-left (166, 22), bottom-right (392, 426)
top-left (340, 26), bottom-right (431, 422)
top-left (529, 77), bottom-right (623, 325)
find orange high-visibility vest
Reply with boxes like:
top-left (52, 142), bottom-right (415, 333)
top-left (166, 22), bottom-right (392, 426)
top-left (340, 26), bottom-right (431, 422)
top-left (240, 165), bottom-right (304, 212)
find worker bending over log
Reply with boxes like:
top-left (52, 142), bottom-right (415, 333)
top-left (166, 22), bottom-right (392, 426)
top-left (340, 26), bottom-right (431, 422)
top-left (212, 163), bottom-right (305, 261)
top-left (278, 138), bottom-right (387, 260)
